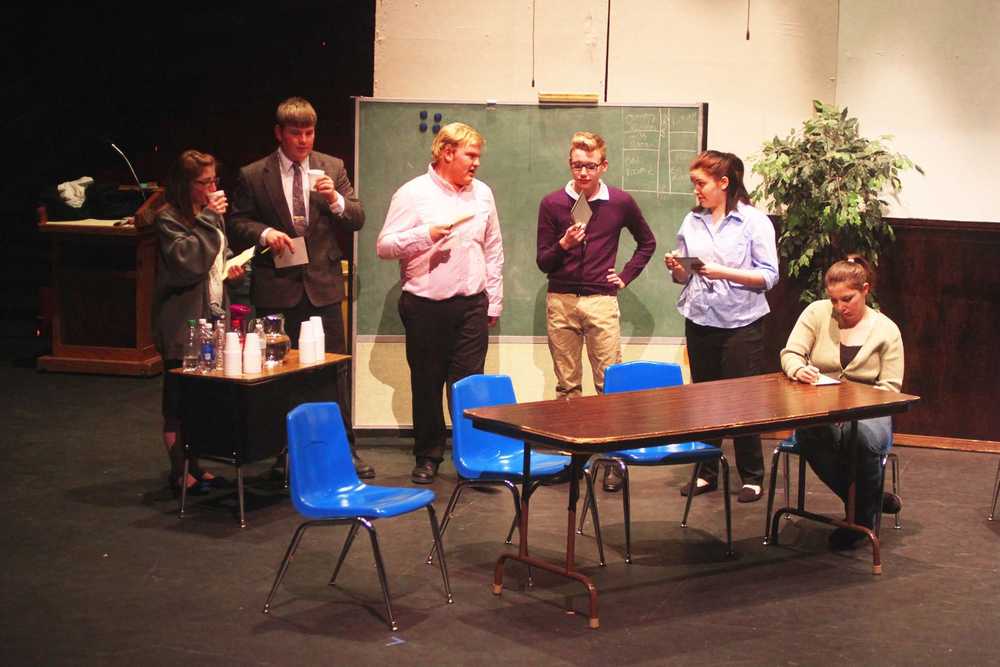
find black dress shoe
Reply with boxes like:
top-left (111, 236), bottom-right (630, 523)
top-left (680, 478), bottom-right (718, 497)
top-left (411, 459), bottom-right (439, 484)
top-left (882, 492), bottom-right (902, 514)
top-left (602, 465), bottom-right (624, 493)
top-left (353, 451), bottom-right (376, 479)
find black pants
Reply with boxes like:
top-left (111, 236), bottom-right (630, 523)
top-left (258, 296), bottom-right (353, 445)
top-left (684, 317), bottom-right (766, 485)
top-left (399, 290), bottom-right (489, 463)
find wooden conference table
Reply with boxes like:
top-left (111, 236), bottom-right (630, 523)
top-left (466, 372), bottom-right (919, 629)
top-left (171, 350), bottom-right (350, 527)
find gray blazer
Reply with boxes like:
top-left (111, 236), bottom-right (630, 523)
top-left (227, 150), bottom-right (365, 309)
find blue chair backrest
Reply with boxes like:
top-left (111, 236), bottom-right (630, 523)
top-left (286, 402), bottom-right (361, 515)
top-left (604, 360), bottom-right (684, 394)
top-left (450, 374), bottom-right (524, 479)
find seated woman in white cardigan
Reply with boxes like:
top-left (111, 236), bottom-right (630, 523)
top-left (780, 255), bottom-right (904, 550)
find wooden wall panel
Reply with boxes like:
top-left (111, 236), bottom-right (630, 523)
top-left (764, 218), bottom-right (1000, 442)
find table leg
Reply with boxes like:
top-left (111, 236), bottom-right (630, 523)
top-left (492, 446), bottom-right (600, 629)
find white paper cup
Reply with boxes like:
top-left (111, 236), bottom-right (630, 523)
top-left (307, 169), bottom-right (325, 190)
top-left (298, 322), bottom-right (315, 364)
top-left (223, 350), bottom-right (242, 377)
top-left (312, 335), bottom-right (324, 362)
top-left (309, 315), bottom-right (325, 335)
top-left (208, 189), bottom-right (225, 201)
top-left (225, 331), bottom-right (241, 351)
top-left (242, 333), bottom-right (262, 373)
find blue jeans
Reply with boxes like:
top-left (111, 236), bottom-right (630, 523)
top-left (795, 416), bottom-right (892, 528)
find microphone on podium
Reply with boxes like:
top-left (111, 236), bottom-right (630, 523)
top-left (110, 142), bottom-right (147, 201)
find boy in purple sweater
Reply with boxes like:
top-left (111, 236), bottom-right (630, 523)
top-left (536, 132), bottom-right (656, 490)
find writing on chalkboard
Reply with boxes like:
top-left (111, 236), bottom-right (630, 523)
top-left (621, 108), bottom-right (701, 196)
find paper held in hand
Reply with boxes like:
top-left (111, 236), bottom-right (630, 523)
top-left (570, 194), bottom-right (592, 227)
top-left (224, 246), bottom-right (256, 273)
top-left (676, 256), bottom-right (704, 273)
top-left (813, 373), bottom-right (841, 386)
top-left (273, 236), bottom-right (310, 268)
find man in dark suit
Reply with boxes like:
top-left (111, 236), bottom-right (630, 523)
top-left (228, 96), bottom-right (373, 478)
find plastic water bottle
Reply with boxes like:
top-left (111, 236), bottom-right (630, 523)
top-left (198, 319), bottom-right (215, 373)
top-left (182, 320), bottom-right (199, 372)
top-left (213, 320), bottom-right (226, 371)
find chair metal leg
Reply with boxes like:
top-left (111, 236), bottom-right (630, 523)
top-left (795, 454), bottom-right (807, 511)
top-left (425, 481), bottom-right (468, 564)
top-left (262, 521), bottom-right (312, 614)
top-left (990, 459), bottom-right (1000, 521)
top-left (764, 445), bottom-right (782, 544)
top-left (620, 462), bottom-right (632, 564)
top-left (875, 457), bottom-right (888, 538)
top-left (720, 456), bottom-right (734, 557)
top-left (362, 518), bottom-right (399, 632)
top-left (178, 457), bottom-right (190, 519)
top-left (578, 463), bottom-right (597, 533)
top-left (783, 450), bottom-right (792, 516)
top-left (890, 453), bottom-right (901, 529)
top-left (680, 462), bottom-right (700, 527)
top-left (237, 465), bottom-right (246, 529)
top-left (329, 521), bottom-right (361, 585)
top-left (583, 462), bottom-right (606, 567)
top-left (426, 505), bottom-right (454, 604)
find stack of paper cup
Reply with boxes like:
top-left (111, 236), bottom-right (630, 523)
top-left (309, 315), bottom-right (326, 360)
top-left (223, 332), bottom-right (242, 377)
top-left (243, 332), bottom-right (262, 373)
top-left (298, 322), bottom-right (316, 364)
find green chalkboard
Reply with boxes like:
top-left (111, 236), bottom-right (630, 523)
top-left (354, 99), bottom-right (706, 338)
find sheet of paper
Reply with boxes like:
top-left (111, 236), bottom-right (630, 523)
top-left (224, 246), bottom-right (256, 273)
top-left (813, 373), bottom-right (841, 386)
top-left (571, 194), bottom-right (592, 227)
top-left (273, 236), bottom-right (309, 268)
top-left (676, 256), bottom-right (704, 273)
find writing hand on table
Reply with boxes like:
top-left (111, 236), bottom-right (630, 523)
top-left (606, 268), bottom-right (625, 289)
top-left (794, 365), bottom-right (821, 384)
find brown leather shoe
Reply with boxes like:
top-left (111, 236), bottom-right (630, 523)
top-left (737, 485), bottom-right (763, 503)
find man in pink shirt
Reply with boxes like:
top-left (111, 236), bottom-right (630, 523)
top-left (377, 122), bottom-right (505, 483)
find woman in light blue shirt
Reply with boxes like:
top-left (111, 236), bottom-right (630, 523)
top-left (665, 150), bottom-right (779, 502)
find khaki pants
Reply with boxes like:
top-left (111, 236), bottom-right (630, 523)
top-left (546, 292), bottom-right (622, 398)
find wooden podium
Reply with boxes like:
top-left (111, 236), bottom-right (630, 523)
top-left (37, 194), bottom-right (163, 376)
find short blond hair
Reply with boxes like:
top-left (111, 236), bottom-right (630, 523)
top-left (569, 131), bottom-right (607, 162)
top-left (276, 97), bottom-right (317, 128)
top-left (431, 122), bottom-right (484, 162)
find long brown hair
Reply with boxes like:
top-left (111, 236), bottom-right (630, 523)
top-left (689, 150), bottom-right (751, 214)
top-left (163, 149), bottom-right (215, 225)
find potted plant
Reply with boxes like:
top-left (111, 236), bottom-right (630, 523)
top-left (752, 100), bottom-right (922, 303)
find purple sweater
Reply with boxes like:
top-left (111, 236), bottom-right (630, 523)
top-left (536, 185), bottom-right (656, 295)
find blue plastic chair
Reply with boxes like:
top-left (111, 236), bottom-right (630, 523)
top-left (263, 403), bottom-right (453, 631)
top-left (426, 374), bottom-right (584, 568)
top-left (763, 431), bottom-right (900, 544)
top-left (577, 361), bottom-right (733, 563)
